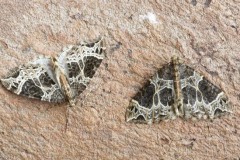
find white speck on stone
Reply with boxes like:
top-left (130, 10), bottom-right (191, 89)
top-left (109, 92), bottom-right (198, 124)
top-left (139, 12), bottom-right (158, 24)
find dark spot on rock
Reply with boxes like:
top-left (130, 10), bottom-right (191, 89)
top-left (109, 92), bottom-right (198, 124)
top-left (70, 13), bottom-right (83, 20)
top-left (110, 42), bottom-right (122, 53)
top-left (191, 0), bottom-right (197, 6)
top-left (128, 14), bottom-right (133, 20)
top-left (0, 40), bottom-right (8, 49)
top-left (128, 49), bottom-right (132, 54)
top-left (104, 63), bottom-right (108, 69)
top-left (204, 0), bottom-right (212, 8)
top-left (212, 26), bottom-right (217, 32)
top-left (190, 39), bottom-right (207, 56)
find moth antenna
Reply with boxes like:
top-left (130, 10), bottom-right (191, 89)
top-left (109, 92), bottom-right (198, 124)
top-left (62, 45), bottom-right (73, 52)
top-left (99, 37), bottom-right (106, 50)
top-left (65, 105), bottom-right (70, 132)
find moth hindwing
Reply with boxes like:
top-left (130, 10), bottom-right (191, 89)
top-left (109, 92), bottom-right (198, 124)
top-left (126, 56), bottom-right (231, 123)
top-left (1, 38), bottom-right (105, 106)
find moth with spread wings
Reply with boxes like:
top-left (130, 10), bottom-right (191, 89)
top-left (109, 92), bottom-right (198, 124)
top-left (126, 56), bottom-right (231, 123)
top-left (1, 38), bottom-right (105, 106)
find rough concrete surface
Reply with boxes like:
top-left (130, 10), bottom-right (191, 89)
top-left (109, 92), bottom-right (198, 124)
top-left (0, 0), bottom-right (239, 159)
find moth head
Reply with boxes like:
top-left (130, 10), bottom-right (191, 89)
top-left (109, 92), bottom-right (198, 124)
top-left (171, 55), bottom-right (178, 61)
top-left (51, 57), bottom-right (58, 67)
top-left (51, 56), bottom-right (66, 76)
top-left (171, 55), bottom-right (181, 65)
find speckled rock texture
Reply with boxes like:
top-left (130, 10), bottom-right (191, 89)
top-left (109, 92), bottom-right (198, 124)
top-left (0, 0), bottom-right (239, 159)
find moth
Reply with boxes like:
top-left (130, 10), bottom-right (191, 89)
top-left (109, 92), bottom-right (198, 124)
top-left (126, 56), bottom-right (231, 123)
top-left (1, 38), bottom-right (105, 107)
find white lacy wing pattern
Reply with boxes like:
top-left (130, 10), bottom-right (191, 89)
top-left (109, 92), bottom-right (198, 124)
top-left (126, 63), bottom-right (176, 123)
top-left (1, 57), bottom-right (65, 103)
top-left (57, 38), bottom-right (105, 99)
top-left (179, 64), bottom-right (230, 119)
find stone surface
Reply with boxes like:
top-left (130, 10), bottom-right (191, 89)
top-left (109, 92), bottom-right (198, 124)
top-left (0, 0), bottom-right (239, 159)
